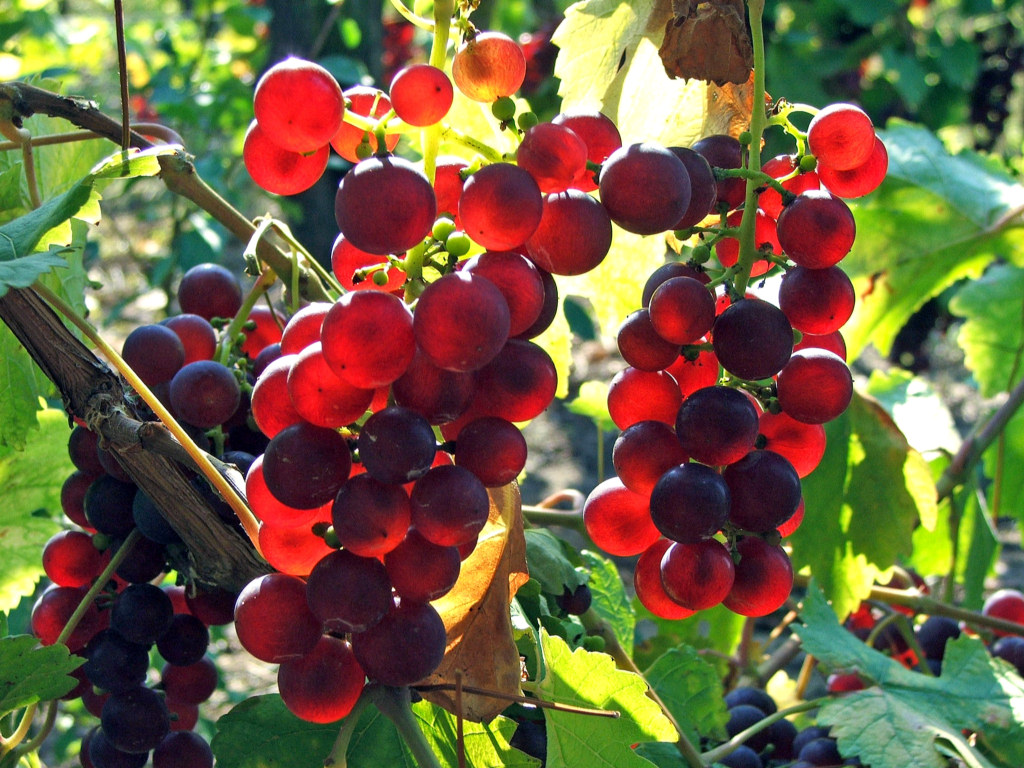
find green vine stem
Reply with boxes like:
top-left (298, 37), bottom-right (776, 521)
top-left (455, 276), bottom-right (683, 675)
top-left (32, 283), bottom-right (262, 549)
top-left (423, 0), bottom-right (456, 183)
top-left (701, 697), bottom-right (825, 764)
top-left (323, 691), bottom-right (374, 767)
top-left (370, 686), bottom-right (444, 768)
top-left (731, 0), bottom-right (769, 298)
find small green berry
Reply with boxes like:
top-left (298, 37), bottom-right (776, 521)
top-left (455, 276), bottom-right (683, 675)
top-left (690, 244), bottom-right (711, 263)
top-left (445, 231), bottom-right (472, 257)
top-left (798, 154), bottom-right (817, 172)
top-left (738, 130), bottom-right (752, 146)
top-left (517, 111), bottom-right (539, 131)
top-left (491, 96), bottom-right (516, 122)
top-left (372, 269), bottom-right (391, 286)
top-left (432, 217), bottom-right (457, 241)
top-left (355, 135), bottom-right (373, 160)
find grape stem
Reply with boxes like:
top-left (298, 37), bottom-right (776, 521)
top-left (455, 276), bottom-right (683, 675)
top-left (370, 686), bottom-right (443, 768)
top-left (731, 0), bottom-right (769, 298)
top-left (323, 691), bottom-right (374, 767)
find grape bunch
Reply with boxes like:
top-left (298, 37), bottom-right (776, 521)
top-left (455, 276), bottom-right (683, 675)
top-left (583, 105), bottom-right (887, 621)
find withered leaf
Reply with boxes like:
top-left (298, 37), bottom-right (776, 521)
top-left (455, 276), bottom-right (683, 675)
top-left (703, 69), bottom-right (757, 138)
top-left (416, 482), bottom-right (529, 723)
top-left (659, 0), bottom-right (753, 86)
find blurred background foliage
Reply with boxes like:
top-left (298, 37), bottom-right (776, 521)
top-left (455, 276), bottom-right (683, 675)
top-left (1, 0), bottom-right (1021, 325)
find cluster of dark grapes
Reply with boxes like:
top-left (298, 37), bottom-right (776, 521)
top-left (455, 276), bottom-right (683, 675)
top-left (581, 105), bottom-right (887, 621)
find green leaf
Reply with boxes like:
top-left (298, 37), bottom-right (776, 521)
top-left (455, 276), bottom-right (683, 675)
top-left (211, 695), bottom-right (341, 768)
top-left (793, 391), bottom-right (938, 619)
top-left (412, 702), bottom-right (540, 768)
top-left (552, 0), bottom-right (707, 147)
top-left (525, 529), bottom-right (587, 595)
top-left (841, 121), bottom-right (1024, 361)
top-left (344, 704), bottom-right (417, 768)
top-left (797, 586), bottom-right (1024, 768)
top-left (580, 549), bottom-right (634, 657)
top-left (536, 630), bottom-right (678, 768)
top-left (0, 408), bottom-right (72, 611)
top-left (0, 635), bottom-right (83, 716)
top-left (863, 369), bottom-right (960, 455)
top-left (643, 647), bottom-right (728, 747)
top-left (948, 263), bottom-right (1024, 529)
top-left (631, 601), bottom-right (744, 674)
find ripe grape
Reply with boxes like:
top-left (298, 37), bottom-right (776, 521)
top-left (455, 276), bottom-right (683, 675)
top-left (306, 549), bottom-right (393, 633)
top-left (156, 614), bottom-right (210, 667)
top-left (633, 539), bottom-right (696, 619)
top-left (723, 450), bottom-right (802, 532)
top-left (261, 421), bottom-right (352, 509)
top-left (470, 338), bottom-right (558, 423)
top-left (152, 731), bottom-right (214, 768)
top-left (817, 136), bottom-right (888, 198)
top-left (121, 324), bottom-right (185, 387)
top-left (793, 329), bottom-right (848, 360)
top-left (87, 726), bottom-right (148, 768)
top-left (391, 348), bottom-right (477, 424)
top-left (320, 290), bottom-right (416, 388)
top-left (389, 64), bottom-right (453, 127)
top-left (612, 420), bottom-right (689, 496)
top-left (807, 102), bottom-right (876, 171)
top-left (659, 538), bottom-right (735, 610)
top-left (459, 163), bottom-right (543, 250)
top-left (335, 155), bottom-right (436, 255)
top-left (350, 597), bottom-right (447, 686)
top-left (714, 208), bottom-right (781, 278)
top-left (84, 475), bottom-right (138, 538)
top-left (82, 630), bottom-right (150, 693)
top-left (233, 573), bottom-right (322, 663)
top-left (778, 265), bottom-right (856, 335)
top-left (691, 134), bottom-right (745, 210)
top-left (246, 454), bottom-right (322, 527)
top-left (650, 462), bottom-right (731, 543)
top-left (243, 120), bottom-right (329, 196)
top-left (649, 276), bottom-right (716, 345)
top-left (412, 271), bottom-right (510, 372)
top-left (101, 685), bottom-right (170, 754)
top-left (357, 406), bottom-right (436, 485)
top-left (617, 309), bottom-right (681, 372)
top-left (331, 474), bottom-right (410, 557)
top-left (409, 464), bottom-right (490, 547)
top-left (551, 110), bottom-right (621, 192)
top-left (110, 583), bottom-right (174, 645)
top-left (775, 190), bottom-right (856, 269)
top-left (451, 31), bottom-right (526, 102)
top-left (258, 519), bottom-right (335, 577)
top-left (42, 530), bottom-right (104, 588)
top-left (641, 262), bottom-right (710, 306)
top-left (516, 122), bottom-right (588, 193)
top-left (668, 146), bottom-right (717, 229)
top-left (168, 360), bottom-right (241, 429)
top-left (239, 304), bottom-right (285, 359)
top-left (982, 588), bottom-right (1024, 636)
top-left (582, 477), bottom-right (661, 557)
top-left (666, 347), bottom-right (720, 397)
top-left (525, 188), bottom-right (613, 275)
top-left (758, 154), bottom-right (820, 220)
top-left (250, 355), bottom-right (302, 438)
top-left (757, 411), bottom-right (827, 478)
top-left (253, 57), bottom-right (344, 153)
top-left (675, 385), bottom-right (759, 466)
top-left (607, 367), bottom-right (682, 430)
top-left (277, 635), bottom-right (365, 723)
top-left (598, 143), bottom-right (691, 235)
top-left (460, 251), bottom-right (545, 336)
top-left (177, 263), bottom-right (242, 322)
top-left (712, 297), bottom-right (793, 381)
top-left (433, 156), bottom-right (469, 224)
top-left (776, 348), bottom-right (853, 424)
top-left (161, 314), bottom-right (217, 364)
top-left (385, 529), bottom-right (461, 602)
top-left (160, 657), bottom-right (219, 705)
top-left (453, 416), bottom-right (528, 487)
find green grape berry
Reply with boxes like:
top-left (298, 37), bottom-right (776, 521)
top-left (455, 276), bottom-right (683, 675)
top-left (372, 269), bottom-right (391, 286)
top-left (517, 111), bottom-right (539, 131)
top-left (798, 154), bottom-right (817, 172)
top-left (432, 217), bottom-right (457, 242)
top-left (690, 244), bottom-right (711, 263)
top-left (491, 96), bottom-right (516, 122)
top-left (445, 231), bottom-right (472, 257)
top-left (738, 130), bottom-right (752, 146)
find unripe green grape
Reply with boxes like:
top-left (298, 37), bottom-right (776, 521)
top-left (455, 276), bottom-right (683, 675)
top-left (355, 136), bottom-right (373, 160)
top-left (445, 231), bottom-right (472, 256)
top-left (517, 112), bottom-right (539, 131)
top-left (798, 154), bottom-right (817, 172)
top-left (372, 269), bottom-right (391, 286)
top-left (432, 217), bottom-right (457, 241)
top-left (492, 96), bottom-right (516, 122)
top-left (738, 130), bottom-right (752, 146)
top-left (690, 244), bottom-right (711, 263)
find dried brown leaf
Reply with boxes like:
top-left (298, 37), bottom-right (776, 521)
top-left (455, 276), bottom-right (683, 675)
top-left (416, 482), bottom-right (529, 722)
top-left (659, 0), bottom-right (753, 86)
top-left (702, 69), bottom-right (757, 138)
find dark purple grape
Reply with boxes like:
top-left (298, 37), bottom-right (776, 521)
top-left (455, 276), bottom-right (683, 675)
top-left (110, 583), bottom-right (174, 646)
top-left (649, 463), bottom-right (730, 543)
top-left (131, 490), bottom-right (181, 546)
top-left (453, 416), bottom-right (527, 487)
top-left (168, 360), bottom-right (241, 429)
top-left (121, 324), bottom-right (186, 387)
top-left (84, 476), bottom-right (138, 538)
top-left (723, 450), bottom-right (802, 533)
top-left (350, 598), bottom-right (447, 686)
top-left (100, 685), bottom-right (170, 754)
top-left (82, 629), bottom-right (150, 693)
top-left (384, 529), bottom-right (461, 602)
top-left (177, 263), bottom-right (243, 322)
top-left (151, 731), bottom-right (214, 768)
top-left (598, 143), bottom-right (691, 235)
top-left (916, 615), bottom-right (961, 662)
top-left (712, 298), bottom-right (793, 381)
top-left (669, 146), bottom-right (718, 229)
top-left (691, 134), bottom-right (745, 210)
top-left (675, 386), bottom-right (759, 466)
top-left (262, 422), bottom-right (352, 509)
top-left (87, 726), bottom-right (149, 768)
top-left (357, 406), bottom-right (436, 485)
top-left (409, 464), bottom-right (490, 547)
top-left (305, 549), bottom-right (393, 633)
top-left (156, 614), bottom-right (210, 667)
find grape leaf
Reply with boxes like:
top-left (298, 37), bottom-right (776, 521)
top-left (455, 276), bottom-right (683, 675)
top-left (863, 368), bottom-right (960, 455)
top-left (841, 121), bottom-right (1024, 361)
top-left (412, 701), bottom-right (539, 767)
top-left (796, 585), bottom-right (1024, 768)
top-left (0, 408), bottom-right (72, 611)
top-left (631, 601), bottom-right (745, 673)
top-left (580, 548), bottom-right (634, 657)
top-left (946, 263), bottom-right (1024, 529)
top-left (643, 646), bottom-right (728, 747)
top-left (211, 694), bottom-right (345, 768)
top-left (792, 391), bottom-right (938, 620)
top-left (418, 483), bottom-right (529, 722)
top-left (536, 629), bottom-right (678, 768)
top-left (0, 635), bottom-right (83, 716)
